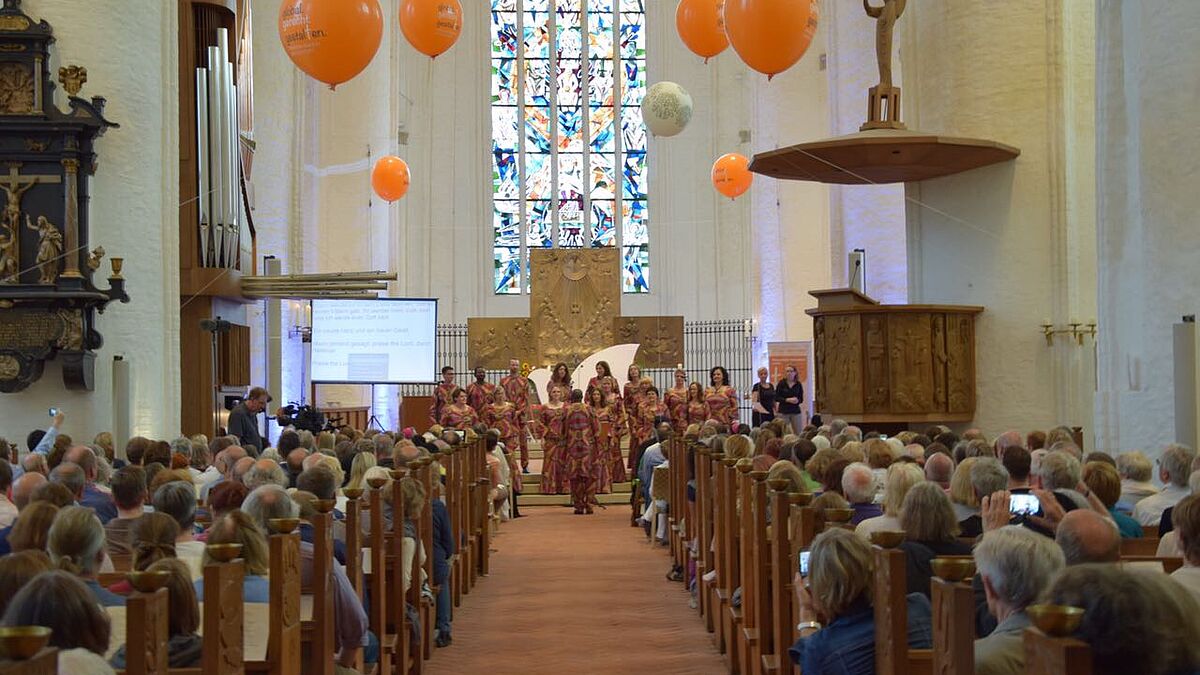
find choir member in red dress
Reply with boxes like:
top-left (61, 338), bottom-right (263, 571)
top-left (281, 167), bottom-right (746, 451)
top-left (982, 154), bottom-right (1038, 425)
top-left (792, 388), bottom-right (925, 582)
top-left (486, 387), bottom-right (522, 494)
top-left (663, 367), bottom-right (689, 437)
top-left (585, 360), bottom-right (613, 400)
top-left (633, 386), bottom-right (670, 472)
top-left (439, 388), bottom-right (479, 431)
top-left (465, 366), bottom-right (497, 412)
top-left (562, 389), bottom-right (601, 514)
top-left (539, 384), bottom-right (568, 495)
top-left (704, 365), bottom-right (739, 428)
top-left (499, 358), bottom-right (532, 472)
top-left (587, 388), bottom-right (613, 493)
top-left (628, 376), bottom-right (655, 453)
top-left (623, 364), bottom-right (643, 432)
top-left (685, 381), bottom-right (709, 427)
top-left (429, 365), bottom-right (457, 426)
top-left (599, 377), bottom-right (628, 483)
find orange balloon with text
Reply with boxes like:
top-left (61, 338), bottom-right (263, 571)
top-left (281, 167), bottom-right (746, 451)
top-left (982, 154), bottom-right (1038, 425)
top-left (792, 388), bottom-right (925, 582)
top-left (399, 0), bottom-right (464, 58)
top-left (372, 156), bottom-right (411, 202)
top-left (277, 0), bottom-right (383, 89)
top-left (676, 0), bottom-right (728, 62)
top-left (712, 153), bottom-right (752, 199)
top-left (723, 0), bottom-right (820, 79)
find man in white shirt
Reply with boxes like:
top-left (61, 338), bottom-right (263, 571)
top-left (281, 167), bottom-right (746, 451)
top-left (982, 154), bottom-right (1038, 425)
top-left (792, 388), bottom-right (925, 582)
top-left (1116, 450), bottom-right (1159, 512)
top-left (1133, 444), bottom-right (1196, 526)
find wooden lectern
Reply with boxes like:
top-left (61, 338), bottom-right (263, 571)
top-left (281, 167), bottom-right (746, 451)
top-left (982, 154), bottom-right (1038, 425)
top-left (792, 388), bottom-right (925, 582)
top-left (807, 289), bottom-right (983, 423)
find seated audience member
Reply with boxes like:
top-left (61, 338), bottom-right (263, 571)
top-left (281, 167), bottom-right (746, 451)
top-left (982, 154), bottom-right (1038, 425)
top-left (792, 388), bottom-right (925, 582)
top-left (104, 465), bottom-right (148, 556)
top-left (1034, 450), bottom-right (1090, 511)
top-left (1, 570), bottom-right (112, 656)
top-left (963, 458), bottom-right (1010, 538)
top-left (1133, 444), bottom-right (1196, 526)
top-left (1081, 461), bottom-right (1143, 538)
top-left (0, 459), bottom-right (16, 528)
top-left (856, 463), bottom-right (923, 537)
top-left (924, 452), bottom-right (953, 490)
top-left (0, 550), bottom-right (52, 616)
top-left (243, 457), bottom-right (289, 490)
top-left (242, 484), bottom-right (368, 668)
top-left (20, 452), bottom-right (47, 478)
top-left (64, 446), bottom-right (117, 523)
top-left (200, 480), bottom-right (249, 539)
top-left (897, 482), bottom-right (973, 597)
top-left (196, 510), bottom-right (270, 601)
top-left (11, 471), bottom-right (47, 511)
top-left (992, 431), bottom-right (1023, 458)
top-left (1001, 446), bottom-right (1031, 490)
top-left (841, 463), bottom-right (881, 525)
top-left (822, 458), bottom-right (852, 497)
top-left (398, 477), bottom-right (427, 593)
top-left (1115, 450), bottom-right (1158, 512)
top-left (153, 480), bottom-right (204, 577)
top-left (1041, 564), bottom-right (1200, 675)
top-left (49, 461), bottom-right (87, 503)
top-left (1167, 494), bottom-right (1200, 601)
top-left (948, 457), bottom-right (981, 532)
top-left (1155, 471), bottom-right (1200, 556)
top-left (198, 444), bottom-right (247, 502)
top-left (484, 434), bottom-right (510, 520)
top-left (429, 466), bottom-right (455, 647)
top-left (789, 528), bottom-right (932, 674)
top-left (111, 558), bottom-right (202, 669)
top-left (108, 512), bottom-right (179, 596)
top-left (8, 501), bottom-right (59, 553)
top-left (292, 489), bottom-right (348, 565)
top-left (47, 506), bottom-right (124, 606)
top-left (1056, 509), bottom-right (1120, 565)
top-left (973, 526), bottom-right (1066, 675)
top-left (347, 451), bottom-right (377, 492)
top-left (32, 480), bottom-right (75, 508)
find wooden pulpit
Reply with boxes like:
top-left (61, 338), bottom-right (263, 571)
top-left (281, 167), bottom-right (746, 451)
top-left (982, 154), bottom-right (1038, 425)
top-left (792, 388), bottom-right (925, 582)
top-left (807, 289), bottom-right (983, 423)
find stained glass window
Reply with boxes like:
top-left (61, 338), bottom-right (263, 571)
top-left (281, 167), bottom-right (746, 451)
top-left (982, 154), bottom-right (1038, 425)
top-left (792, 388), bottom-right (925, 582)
top-left (490, 0), bottom-right (649, 294)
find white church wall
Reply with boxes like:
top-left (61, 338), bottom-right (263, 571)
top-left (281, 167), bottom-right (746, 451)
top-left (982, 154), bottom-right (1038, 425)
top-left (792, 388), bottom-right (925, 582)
top-left (0, 0), bottom-right (181, 442)
top-left (900, 0), bottom-right (1096, 439)
top-left (1095, 1), bottom-right (1200, 456)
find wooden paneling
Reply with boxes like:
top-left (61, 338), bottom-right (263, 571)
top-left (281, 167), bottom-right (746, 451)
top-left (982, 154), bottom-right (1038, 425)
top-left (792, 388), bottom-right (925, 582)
top-left (888, 312), bottom-right (934, 413)
top-left (945, 313), bottom-right (976, 414)
top-left (218, 323), bottom-right (250, 386)
top-left (180, 297), bottom-right (215, 438)
top-left (402, 396), bottom-right (433, 432)
top-left (819, 314), bottom-right (863, 414)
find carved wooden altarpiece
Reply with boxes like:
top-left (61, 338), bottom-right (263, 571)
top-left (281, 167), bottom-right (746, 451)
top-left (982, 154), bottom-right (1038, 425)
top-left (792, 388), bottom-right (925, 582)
top-left (0, 0), bottom-right (127, 393)
top-left (468, 248), bottom-right (682, 369)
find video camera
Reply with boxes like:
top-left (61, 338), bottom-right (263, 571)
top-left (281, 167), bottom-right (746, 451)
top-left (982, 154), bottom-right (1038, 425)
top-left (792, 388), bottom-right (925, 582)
top-left (277, 402), bottom-right (340, 434)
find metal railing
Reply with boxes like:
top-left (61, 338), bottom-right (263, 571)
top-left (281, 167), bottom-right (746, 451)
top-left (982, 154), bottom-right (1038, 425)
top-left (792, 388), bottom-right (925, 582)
top-left (400, 319), bottom-right (757, 423)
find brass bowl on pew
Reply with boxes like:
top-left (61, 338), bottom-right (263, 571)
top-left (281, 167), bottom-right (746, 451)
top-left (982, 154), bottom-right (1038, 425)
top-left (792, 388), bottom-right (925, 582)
top-left (367, 477), bottom-right (389, 490)
top-left (824, 507), bottom-right (854, 523)
top-left (789, 492), bottom-right (814, 506)
top-left (389, 469), bottom-right (406, 480)
top-left (268, 517), bottom-right (300, 534)
top-left (930, 556), bottom-right (976, 582)
top-left (127, 570), bottom-right (171, 593)
top-left (206, 543), bottom-right (243, 562)
top-left (0, 626), bottom-right (51, 660)
top-left (343, 488), bottom-right (364, 500)
top-left (870, 531), bottom-right (906, 549)
top-left (312, 499), bottom-right (337, 514)
top-left (766, 477), bottom-right (791, 492)
top-left (1026, 604), bottom-right (1085, 637)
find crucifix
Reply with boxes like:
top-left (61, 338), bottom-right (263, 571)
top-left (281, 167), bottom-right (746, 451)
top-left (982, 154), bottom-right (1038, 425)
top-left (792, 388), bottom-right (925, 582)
top-left (0, 163), bottom-right (60, 284)
top-left (861, 0), bottom-right (908, 131)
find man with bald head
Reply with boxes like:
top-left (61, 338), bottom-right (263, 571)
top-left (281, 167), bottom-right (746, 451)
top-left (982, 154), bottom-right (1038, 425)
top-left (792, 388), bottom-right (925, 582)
top-left (993, 430), bottom-right (1024, 458)
top-left (925, 452), bottom-right (954, 489)
top-left (199, 445), bottom-right (248, 502)
top-left (64, 445), bottom-right (117, 523)
top-left (11, 471), bottom-right (46, 512)
top-left (392, 441), bottom-right (424, 470)
top-left (20, 453), bottom-right (46, 477)
top-left (1056, 509), bottom-right (1121, 565)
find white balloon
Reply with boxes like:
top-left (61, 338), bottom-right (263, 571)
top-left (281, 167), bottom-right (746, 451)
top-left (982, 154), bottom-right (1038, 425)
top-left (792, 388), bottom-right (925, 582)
top-left (641, 81), bottom-right (694, 138)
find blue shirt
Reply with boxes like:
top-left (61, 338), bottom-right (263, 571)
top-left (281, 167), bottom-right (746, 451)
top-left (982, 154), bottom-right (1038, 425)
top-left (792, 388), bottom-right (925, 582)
top-left (85, 578), bottom-right (127, 607)
top-left (298, 522), bottom-right (347, 566)
top-left (194, 575), bottom-right (270, 603)
top-left (789, 593), bottom-right (933, 675)
top-left (81, 484), bottom-right (118, 524)
top-left (1110, 507), bottom-right (1145, 539)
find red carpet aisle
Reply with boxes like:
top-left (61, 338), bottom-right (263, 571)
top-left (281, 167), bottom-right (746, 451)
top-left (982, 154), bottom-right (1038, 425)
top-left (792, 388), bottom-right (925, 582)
top-left (427, 505), bottom-right (726, 675)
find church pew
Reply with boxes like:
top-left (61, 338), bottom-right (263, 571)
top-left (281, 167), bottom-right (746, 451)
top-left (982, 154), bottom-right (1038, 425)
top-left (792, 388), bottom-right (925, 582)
top-left (474, 441), bottom-right (492, 579)
top-left (709, 452), bottom-right (730, 657)
top-left (670, 438), bottom-right (687, 575)
top-left (389, 470), bottom-right (413, 675)
top-left (444, 444), bottom-right (465, 609)
top-left (122, 585), bottom-right (170, 674)
top-left (301, 505), bottom-right (334, 675)
top-left (695, 445), bottom-right (715, 633)
top-left (1118, 537), bottom-right (1159, 557)
top-left (341, 488), bottom-right (365, 674)
top-left (734, 463), bottom-right (759, 675)
top-left (743, 470), bottom-right (772, 675)
top-left (761, 481), bottom-right (800, 675)
top-left (419, 455), bottom-right (437, 661)
top-left (872, 545), bottom-right (933, 675)
top-left (1022, 629), bottom-right (1092, 675)
top-left (365, 478), bottom-right (393, 675)
top-left (404, 461), bottom-right (429, 674)
top-left (930, 574), bottom-right (975, 675)
top-left (1119, 555), bottom-right (1183, 573)
top-left (0, 648), bottom-right (57, 675)
top-left (245, 524), bottom-right (302, 675)
top-left (722, 458), bottom-right (744, 675)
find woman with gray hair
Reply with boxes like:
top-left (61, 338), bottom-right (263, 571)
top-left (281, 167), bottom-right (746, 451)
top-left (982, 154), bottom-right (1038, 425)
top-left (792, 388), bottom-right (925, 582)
top-left (973, 526), bottom-right (1065, 675)
top-left (1116, 450), bottom-right (1158, 511)
top-left (898, 482), bottom-right (973, 597)
top-left (789, 527), bottom-right (932, 673)
top-left (856, 462), bottom-right (924, 537)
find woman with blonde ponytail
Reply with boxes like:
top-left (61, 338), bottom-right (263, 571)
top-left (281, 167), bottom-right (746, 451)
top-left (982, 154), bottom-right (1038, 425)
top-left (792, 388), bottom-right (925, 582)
top-left (106, 511), bottom-right (180, 596)
top-left (47, 505), bottom-right (125, 606)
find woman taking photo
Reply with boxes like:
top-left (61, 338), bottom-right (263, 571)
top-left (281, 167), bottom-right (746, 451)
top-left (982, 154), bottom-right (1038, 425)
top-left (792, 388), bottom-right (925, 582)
top-left (751, 366), bottom-right (776, 427)
top-left (664, 368), bottom-right (690, 437)
top-left (705, 366), bottom-right (739, 428)
top-left (790, 528), bottom-right (932, 674)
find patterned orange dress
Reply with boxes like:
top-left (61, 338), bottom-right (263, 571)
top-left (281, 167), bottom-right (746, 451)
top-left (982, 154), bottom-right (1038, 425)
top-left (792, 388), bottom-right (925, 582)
top-left (590, 401), bottom-right (617, 493)
top-left (465, 381), bottom-right (496, 412)
top-left (686, 400), bottom-right (709, 427)
top-left (664, 385), bottom-right (689, 436)
top-left (705, 385), bottom-right (739, 427)
top-left (500, 374), bottom-right (531, 467)
top-left (539, 403), bottom-right (567, 495)
top-left (428, 382), bottom-right (456, 426)
top-left (562, 403), bottom-right (600, 511)
top-left (487, 401), bottom-right (522, 492)
top-left (439, 404), bottom-right (478, 431)
top-left (632, 399), bottom-right (669, 471)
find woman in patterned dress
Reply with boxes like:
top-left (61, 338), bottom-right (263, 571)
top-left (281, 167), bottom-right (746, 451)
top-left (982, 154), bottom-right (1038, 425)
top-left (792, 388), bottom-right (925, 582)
top-left (663, 367), bottom-right (689, 437)
top-left (685, 382), bottom-right (709, 428)
top-left (705, 365), bottom-right (739, 428)
top-left (486, 387), bottom-right (522, 494)
top-left (439, 388), bottom-right (478, 430)
top-left (539, 384), bottom-right (568, 495)
top-left (632, 386), bottom-right (670, 473)
top-left (587, 387), bottom-right (613, 493)
top-left (623, 364), bottom-right (643, 433)
top-left (628, 376), bottom-right (656, 452)
top-left (600, 377), bottom-right (628, 484)
top-left (550, 362), bottom-right (572, 395)
top-left (585, 360), bottom-right (613, 400)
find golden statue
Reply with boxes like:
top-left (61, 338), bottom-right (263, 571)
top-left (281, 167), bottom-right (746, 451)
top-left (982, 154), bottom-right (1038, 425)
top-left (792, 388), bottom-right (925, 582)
top-left (0, 178), bottom-right (33, 284)
top-left (26, 214), bottom-right (61, 284)
top-left (864, 0), bottom-right (906, 89)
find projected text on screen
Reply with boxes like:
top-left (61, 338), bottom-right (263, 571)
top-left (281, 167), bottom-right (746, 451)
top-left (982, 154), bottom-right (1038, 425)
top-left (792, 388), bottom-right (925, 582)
top-left (310, 299), bottom-right (437, 384)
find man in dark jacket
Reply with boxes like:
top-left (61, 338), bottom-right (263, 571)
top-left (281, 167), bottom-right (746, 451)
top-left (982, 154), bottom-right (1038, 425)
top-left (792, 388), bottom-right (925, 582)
top-left (228, 386), bottom-right (271, 454)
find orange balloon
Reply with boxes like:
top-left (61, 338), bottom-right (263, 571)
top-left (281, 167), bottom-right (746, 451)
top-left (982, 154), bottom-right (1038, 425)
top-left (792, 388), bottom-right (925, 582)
top-left (278, 0), bottom-right (383, 89)
top-left (676, 0), bottom-right (729, 62)
top-left (712, 153), bottom-right (752, 199)
top-left (399, 0), bottom-right (463, 59)
top-left (723, 0), bottom-right (820, 79)
top-left (372, 156), bottom-right (410, 202)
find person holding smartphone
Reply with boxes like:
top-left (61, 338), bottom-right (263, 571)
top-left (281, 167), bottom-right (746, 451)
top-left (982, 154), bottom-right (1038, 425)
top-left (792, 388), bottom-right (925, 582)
top-left (789, 528), bottom-right (932, 673)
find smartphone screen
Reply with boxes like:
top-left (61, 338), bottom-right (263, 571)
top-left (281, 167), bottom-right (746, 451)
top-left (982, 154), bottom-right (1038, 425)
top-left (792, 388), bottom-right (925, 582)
top-left (798, 550), bottom-right (811, 577)
top-left (1009, 493), bottom-right (1041, 516)
top-left (48, 407), bottom-right (58, 417)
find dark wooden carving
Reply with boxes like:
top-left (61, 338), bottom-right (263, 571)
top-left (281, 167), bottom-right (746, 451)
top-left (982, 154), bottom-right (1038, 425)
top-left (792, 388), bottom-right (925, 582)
top-left (0, 0), bottom-right (127, 393)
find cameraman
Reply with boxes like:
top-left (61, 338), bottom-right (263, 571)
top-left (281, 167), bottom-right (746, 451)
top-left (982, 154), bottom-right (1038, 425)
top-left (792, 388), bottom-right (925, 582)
top-left (228, 386), bottom-right (277, 456)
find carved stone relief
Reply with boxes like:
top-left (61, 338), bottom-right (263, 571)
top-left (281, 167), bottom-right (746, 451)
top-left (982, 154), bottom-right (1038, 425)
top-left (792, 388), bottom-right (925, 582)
top-left (864, 314), bottom-right (889, 411)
